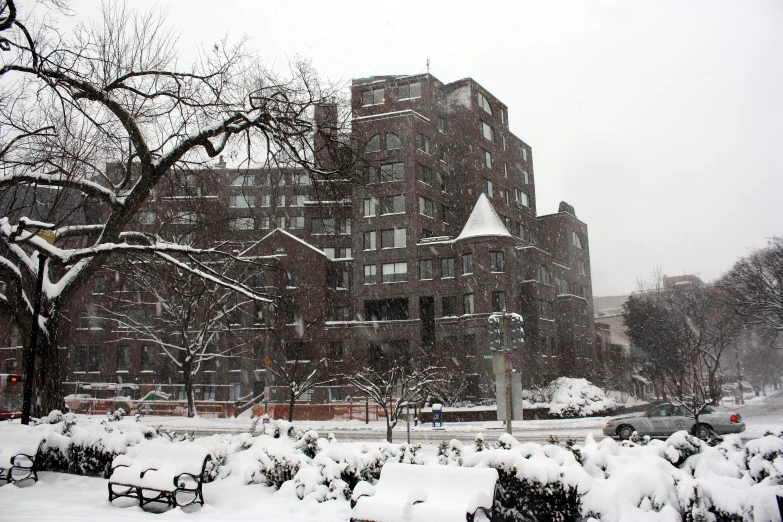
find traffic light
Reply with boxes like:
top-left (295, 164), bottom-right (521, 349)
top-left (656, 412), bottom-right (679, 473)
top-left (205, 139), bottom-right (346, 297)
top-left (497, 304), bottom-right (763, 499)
top-left (9, 374), bottom-right (19, 383)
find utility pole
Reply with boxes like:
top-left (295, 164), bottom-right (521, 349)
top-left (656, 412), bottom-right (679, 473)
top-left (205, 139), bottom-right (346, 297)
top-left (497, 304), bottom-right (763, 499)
top-left (735, 346), bottom-right (744, 405)
top-left (503, 309), bottom-right (512, 435)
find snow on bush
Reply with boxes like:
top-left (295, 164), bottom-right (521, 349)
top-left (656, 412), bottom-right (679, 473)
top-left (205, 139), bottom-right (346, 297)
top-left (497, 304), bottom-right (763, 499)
top-left (540, 377), bottom-right (617, 418)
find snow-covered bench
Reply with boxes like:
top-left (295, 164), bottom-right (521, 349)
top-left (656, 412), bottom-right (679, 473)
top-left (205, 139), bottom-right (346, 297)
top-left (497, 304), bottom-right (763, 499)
top-left (0, 432), bottom-right (46, 485)
top-left (108, 443), bottom-right (211, 509)
top-left (351, 462), bottom-right (498, 522)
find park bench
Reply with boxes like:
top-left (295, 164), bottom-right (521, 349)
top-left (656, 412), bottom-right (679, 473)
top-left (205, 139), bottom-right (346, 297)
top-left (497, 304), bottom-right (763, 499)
top-left (108, 443), bottom-right (212, 509)
top-left (0, 431), bottom-right (46, 486)
top-left (351, 462), bottom-right (499, 522)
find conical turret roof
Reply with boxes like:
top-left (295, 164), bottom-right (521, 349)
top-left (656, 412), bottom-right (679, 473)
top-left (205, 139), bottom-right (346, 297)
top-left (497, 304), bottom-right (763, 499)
top-left (456, 193), bottom-right (512, 241)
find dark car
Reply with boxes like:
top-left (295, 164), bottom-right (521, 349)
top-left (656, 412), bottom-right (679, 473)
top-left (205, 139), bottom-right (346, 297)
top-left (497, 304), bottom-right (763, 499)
top-left (603, 403), bottom-right (745, 440)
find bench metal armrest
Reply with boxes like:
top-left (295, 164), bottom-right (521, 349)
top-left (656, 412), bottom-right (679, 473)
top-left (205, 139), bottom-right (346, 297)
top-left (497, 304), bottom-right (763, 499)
top-left (140, 467), bottom-right (159, 479)
top-left (173, 471), bottom-right (201, 489)
top-left (10, 453), bottom-right (36, 468)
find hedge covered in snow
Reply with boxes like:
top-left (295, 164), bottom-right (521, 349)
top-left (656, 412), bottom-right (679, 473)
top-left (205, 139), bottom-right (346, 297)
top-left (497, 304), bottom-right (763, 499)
top-left (525, 377), bottom-right (618, 418)
top-left (3, 413), bottom-right (783, 520)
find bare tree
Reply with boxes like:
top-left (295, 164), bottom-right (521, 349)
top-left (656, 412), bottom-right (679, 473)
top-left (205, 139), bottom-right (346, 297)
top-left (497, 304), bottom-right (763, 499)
top-left (0, 1), bottom-right (355, 415)
top-left (719, 237), bottom-right (783, 335)
top-left (96, 256), bottom-right (260, 417)
top-left (347, 358), bottom-right (440, 443)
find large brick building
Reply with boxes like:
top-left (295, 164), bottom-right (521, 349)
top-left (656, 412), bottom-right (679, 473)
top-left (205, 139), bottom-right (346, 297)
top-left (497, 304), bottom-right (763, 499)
top-left (0, 73), bottom-right (598, 409)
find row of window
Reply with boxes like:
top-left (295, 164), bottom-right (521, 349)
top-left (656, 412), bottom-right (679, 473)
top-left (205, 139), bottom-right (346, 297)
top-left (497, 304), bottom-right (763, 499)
top-left (228, 194), bottom-right (316, 208)
top-left (361, 81), bottom-right (422, 107)
top-left (541, 338), bottom-right (592, 359)
top-left (539, 265), bottom-right (589, 298)
top-left (364, 162), bottom-right (444, 187)
top-left (362, 252), bottom-right (504, 285)
top-left (363, 228), bottom-right (406, 250)
top-left (229, 173), bottom-right (310, 188)
top-left (483, 179), bottom-right (530, 207)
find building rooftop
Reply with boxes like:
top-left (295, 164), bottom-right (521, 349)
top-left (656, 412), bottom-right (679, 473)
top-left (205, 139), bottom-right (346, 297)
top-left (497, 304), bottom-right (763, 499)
top-left (456, 193), bottom-right (512, 241)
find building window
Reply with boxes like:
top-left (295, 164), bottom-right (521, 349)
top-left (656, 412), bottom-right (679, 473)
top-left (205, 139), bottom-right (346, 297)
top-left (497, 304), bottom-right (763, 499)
top-left (275, 216), bottom-right (286, 229)
top-left (398, 82), bottom-right (421, 99)
top-left (502, 134), bottom-right (507, 150)
top-left (88, 346), bottom-right (101, 372)
top-left (442, 296), bottom-right (456, 317)
top-left (258, 216), bottom-right (270, 229)
top-left (337, 247), bottom-right (352, 259)
top-left (363, 231), bottom-right (377, 250)
top-left (364, 299), bottom-right (409, 321)
top-left (438, 116), bottom-right (446, 133)
top-left (416, 133), bottom-right (430, 154)
top-left (231, 174), bottom-right (255, 186)
top-left (229, 195), bottom-right (254, 208)
top-left (490, 251), bottom-right (505, 272)
top-left (477, 92), bottom-right (492, 115)
top-left (382, 262), bottom-right (408, 283)
top-left (312, 218), bottom-right (336, 234)
top-left (137, 211), bottom-right (155, 225)
top-left (463, 293), bottom-right (475, 314)
top-left (539, 300), bottom-right (554, 320)
top-left (362, 87), bottom-right (384, 106)
top-left (293, 172), bottom-right (311, 186)
top-left (573, 232), bottom-right (583, 249)
top-left (285, 307), bottom-right (299, 325)
top-left (555, 278), bottom-right (569, 295)
top-left (515, 222), bottom-right (524, 238)
top-left (503, 162), bottom-right (508, 178)
top-left (417, 163), bottom-right (432, 185)
top-left (522, 148), bottom-right (528, 162)
top-left (503, 189), bottom-right (510, 206)
top-left (483, 179), bottom-right (493, 198)
top-left (523, 170), bottom-right (529, 184)
top-left (442, 205), bottom-right (449, 224)
top-left (323, 247), bottom-right (336, 259)
top-left (380, 195), bottom-right (405, 214)
top-left (141, 345), bottom-right (155, 372)
top-left (339, 218), bottom-right (352, 235)
top-left (386, 133), bottom-right (403, 150)
top-left (364, 264), bottom-right (377, 285)
top-left (419, 259), bottom-right (433, 280)
top-left (541, 336), bottom-right (548, 357)
top-left (482, 149), bottom-right (492, 169)
top-left (286, 270), bottom-right (299, 288)
top-left (290, 195), bottom-right (306, 207)
top-left (116, 345), bottom-right (129, 372)
top-left (578, 259), bottom-right (587, 276)
top-left (465, 334), bottom-right (477, 357)
top-left (275, 195), bottom-right (286, 207)
top-left (516, 189), bottom-right (530, 207)
top-left (379, 162), bottom-right (405, 182)
top-left (538, 265), bottom-right (552, 285)
top-left (229, 217), bottom-right (255, 230)
top-left (330, 341), bottom-right (344, 361)
top-left (330, 305), bottom-right (351, 322)
top-left (289, 216), bottom-right (304, 230)
top-left (259, 194), bottom-right (271, 207)
top-left (381, 228), bottom-right (406, 249)
top-left (419, 196), bottom-right (435, 218)
top-left (462, 253), bottom-right (473, 275)
top-left (92, 276), bottom-right (106, 295)
top-left (441, 258), bottom-right (455, 278)
top-left (492, 291), bottom-right (506, 312)
top-left (363, 198), bottom-right (378, 217)
top-left (365, 134), bottom-right (381, 153)
top-left (421, 228), bottom-right (434, 239)
top-left (73, 346), bottom-right (87, 371)
top-left (480, 121), bottom-right (495, 142)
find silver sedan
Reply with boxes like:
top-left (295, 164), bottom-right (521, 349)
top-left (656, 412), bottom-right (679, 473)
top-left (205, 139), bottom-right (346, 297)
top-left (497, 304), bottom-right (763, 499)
top-left (603, 403), bottom-right (745, 440)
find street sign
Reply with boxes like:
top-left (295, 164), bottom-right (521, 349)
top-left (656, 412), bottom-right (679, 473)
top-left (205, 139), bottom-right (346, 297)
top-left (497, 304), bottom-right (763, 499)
top-left (483, 354), bottom-right (493, 360)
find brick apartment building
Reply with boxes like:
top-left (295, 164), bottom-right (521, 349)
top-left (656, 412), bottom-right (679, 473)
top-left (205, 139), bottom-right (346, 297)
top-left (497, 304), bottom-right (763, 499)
top-left (0, 72), bottom-right (598, 409)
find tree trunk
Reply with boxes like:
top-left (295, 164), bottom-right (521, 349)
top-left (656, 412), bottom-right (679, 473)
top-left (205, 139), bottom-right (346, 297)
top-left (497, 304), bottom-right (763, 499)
top-left (34, 317), bottom-right (64, 417)
top-left (183, 359), bottom-right (196, 418)
top-left (288, 393), bottom-right (296, 422)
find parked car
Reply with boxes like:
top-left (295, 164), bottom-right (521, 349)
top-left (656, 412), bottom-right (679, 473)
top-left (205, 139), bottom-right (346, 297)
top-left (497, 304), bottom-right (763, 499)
top-left (603, 403), bottom-right (745, 440)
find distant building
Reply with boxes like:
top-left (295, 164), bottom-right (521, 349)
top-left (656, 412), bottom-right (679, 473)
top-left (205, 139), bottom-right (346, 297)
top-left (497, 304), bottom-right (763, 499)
top-left (1, 73), bottom-right (599, 408)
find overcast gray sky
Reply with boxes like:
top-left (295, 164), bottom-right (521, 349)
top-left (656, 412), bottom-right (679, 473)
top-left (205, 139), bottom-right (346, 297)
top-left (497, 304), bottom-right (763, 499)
top-left (66, 0), bottom-right (783, 296)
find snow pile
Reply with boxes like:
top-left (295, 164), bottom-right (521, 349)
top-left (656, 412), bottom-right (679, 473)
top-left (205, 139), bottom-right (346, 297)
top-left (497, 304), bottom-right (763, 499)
top-left (528, 377), bottom-right (617, 418)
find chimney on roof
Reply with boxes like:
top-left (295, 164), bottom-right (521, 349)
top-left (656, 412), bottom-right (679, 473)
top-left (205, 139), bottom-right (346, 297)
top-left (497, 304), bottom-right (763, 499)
top-left (216, 155), bottom-right (226, 169)
top-left (558, 201), bottom-right (576, 217)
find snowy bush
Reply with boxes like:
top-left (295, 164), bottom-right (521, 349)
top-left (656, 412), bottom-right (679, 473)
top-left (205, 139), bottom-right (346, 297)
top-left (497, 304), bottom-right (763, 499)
top-left (745, 434), bottom-right (783, 484)
top-left (543, 377), bottom-right (617, 418)
top-left (438, 439), bottom-right (464, 466)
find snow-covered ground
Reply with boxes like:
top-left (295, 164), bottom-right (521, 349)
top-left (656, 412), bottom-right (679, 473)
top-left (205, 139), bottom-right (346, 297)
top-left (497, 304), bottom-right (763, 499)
top-left (1, 390), bottom-right (781, 521)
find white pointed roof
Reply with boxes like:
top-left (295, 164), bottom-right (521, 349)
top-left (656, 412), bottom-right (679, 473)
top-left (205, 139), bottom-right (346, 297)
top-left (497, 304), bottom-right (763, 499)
top-left (456, 193), bottom-right (512, 241)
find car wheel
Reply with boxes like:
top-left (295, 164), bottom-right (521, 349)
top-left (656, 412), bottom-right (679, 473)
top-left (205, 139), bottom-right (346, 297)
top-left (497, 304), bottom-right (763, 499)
top-left (694, 424), bottom-right (712, 440)
top-left (618, 425), bottom-right (634, 440)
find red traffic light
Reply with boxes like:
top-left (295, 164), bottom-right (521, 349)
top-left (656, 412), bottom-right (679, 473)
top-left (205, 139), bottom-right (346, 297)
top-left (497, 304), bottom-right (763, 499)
top-left (9, 374), bottom-right (19, 383)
